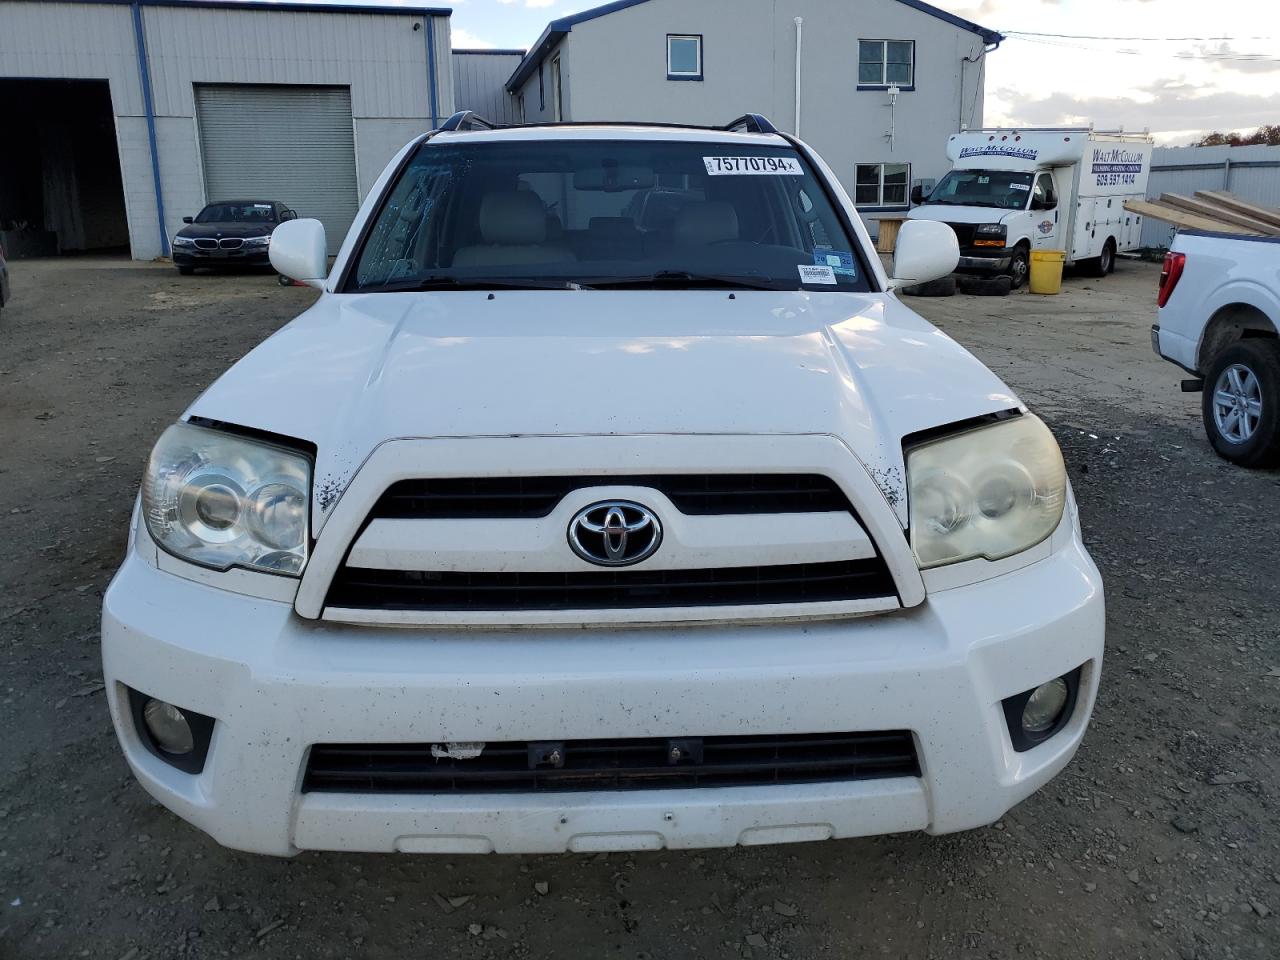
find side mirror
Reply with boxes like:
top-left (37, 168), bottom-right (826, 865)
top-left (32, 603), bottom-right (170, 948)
top-left (910, 185), bottom-right (927, 205)
top-left (182, 216), bottom-right (194, 224)
top-left (269, 218), bottom-right (328, 289)
top-left (887, 220), bottom-right (959, 291)
top-left (282, 209), bottom-right (297, 222)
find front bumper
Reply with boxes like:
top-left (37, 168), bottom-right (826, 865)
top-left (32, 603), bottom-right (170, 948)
top-left (102, 517), bottom-right (1105, 856)
top-left (956, 249), bottom-right (1013, 274)
top-left (173, 246), bottom-right (271, 266)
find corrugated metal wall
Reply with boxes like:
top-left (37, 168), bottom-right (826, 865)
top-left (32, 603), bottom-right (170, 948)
top-left (1142, 144), bottom-right (1280, 248)
top-left (0, 1), bottom-right (454, 260)
top-left (453, 51), bottom-right (525, 124)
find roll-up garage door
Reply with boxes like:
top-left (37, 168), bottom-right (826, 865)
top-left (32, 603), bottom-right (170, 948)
top-left (195, 85), bottom-right (358, 254)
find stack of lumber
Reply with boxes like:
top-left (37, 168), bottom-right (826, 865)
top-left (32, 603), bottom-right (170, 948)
top-left (1125, 191), bottom-right (1280, 237)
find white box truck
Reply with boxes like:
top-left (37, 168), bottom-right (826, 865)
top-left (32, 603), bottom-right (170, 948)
top-left (907, 128), bottom-right (1154, 289)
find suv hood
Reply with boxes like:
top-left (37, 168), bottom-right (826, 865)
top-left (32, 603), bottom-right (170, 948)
top-left (908, 205), bottom-right (1019, 225)
top-left (187, 291), bottom-right (1019, 525)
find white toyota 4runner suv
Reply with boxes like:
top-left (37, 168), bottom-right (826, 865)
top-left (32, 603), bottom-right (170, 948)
top-left (102, 113), bottom-right (1104, 856)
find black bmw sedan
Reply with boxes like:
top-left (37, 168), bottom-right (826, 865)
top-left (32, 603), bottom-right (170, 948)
top-left (171, 200), bottom-right (297, 275)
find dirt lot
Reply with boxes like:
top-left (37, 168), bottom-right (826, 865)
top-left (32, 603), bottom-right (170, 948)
top-left (1, 257), bottom-right (1277, 960)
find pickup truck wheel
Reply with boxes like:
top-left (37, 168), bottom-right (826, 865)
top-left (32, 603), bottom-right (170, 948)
top-left (1202, 340), bottom-right (1280, 467)
top-left (1009, 244), bottom-right (1030, 289)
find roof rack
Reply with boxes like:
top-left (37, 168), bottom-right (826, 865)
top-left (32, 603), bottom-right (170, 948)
top-left (724, 114), bottom-right (778, 135)
top-left (437, 111), bottom-right (781, 136)
top-left (439, 110), bottom-right (498, 132)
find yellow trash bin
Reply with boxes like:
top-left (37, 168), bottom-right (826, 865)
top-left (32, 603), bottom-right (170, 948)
top-left (1029, 250), bottom-right (1066, 295)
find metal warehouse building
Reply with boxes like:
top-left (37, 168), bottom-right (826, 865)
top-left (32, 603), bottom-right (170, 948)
top-left (0, 0), bottom-right (454, 260)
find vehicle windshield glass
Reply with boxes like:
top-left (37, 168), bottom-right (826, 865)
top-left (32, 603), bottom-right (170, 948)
top-left (928, 170), bottom-right (1033, 210)
top-left (195, 203), bottom-right (277, 224)
top-left (347, 139), bottom-right (870, 292)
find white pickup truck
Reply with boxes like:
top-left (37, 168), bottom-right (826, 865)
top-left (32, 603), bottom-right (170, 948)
top-left (103, 112), bottom-right (1104, 857)
top-left (1153, 230), bottom-right (1280, 466)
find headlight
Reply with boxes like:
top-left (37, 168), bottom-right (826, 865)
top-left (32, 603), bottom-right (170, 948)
top-left (243, 236), bottom-right (271, 246)
top-left (907, 415), bottom-right (1066, 569)
top-left (142, 423), bottom-right (311, 576)
top-left (972, 223), bottom-right (1007, 246)
top-left (172, 237), bottom-right (195, 247)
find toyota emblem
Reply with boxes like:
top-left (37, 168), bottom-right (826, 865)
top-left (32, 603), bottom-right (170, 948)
top-left (568, 501), bottom-right (662, 567)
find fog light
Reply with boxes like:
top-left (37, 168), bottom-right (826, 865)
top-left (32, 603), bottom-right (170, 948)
top-left (143, 699), bottom-right (194, 755)
top-left (1001, 666), bottom-right (1084, 753)
top-left (1022, 679), bottom-right (1069, 734)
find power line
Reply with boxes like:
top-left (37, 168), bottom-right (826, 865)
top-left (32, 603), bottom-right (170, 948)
top-left (1007, 35), bottom-right (1280, 64)
top-left (1001, 30), bottom-right (1274, 42)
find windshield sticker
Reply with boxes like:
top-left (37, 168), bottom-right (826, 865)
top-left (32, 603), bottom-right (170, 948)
top-left (814, 248), bottom-right (857, 277)
top-left (798, 264), bottom-right (837, 285)
top-left (1009, 182), bottom-right (1031, 191)
top-left (704, 156), bottom-right (804, 176)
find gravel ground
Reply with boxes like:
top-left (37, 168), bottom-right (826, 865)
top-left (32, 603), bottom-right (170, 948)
top-left (1, 257), bottom-right (1277, 960)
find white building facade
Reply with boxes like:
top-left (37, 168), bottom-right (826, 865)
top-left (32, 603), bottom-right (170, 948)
top-left (0, 0), bottom-right (454, 259)
top-left (498, 0), bottom-right (1001, 237)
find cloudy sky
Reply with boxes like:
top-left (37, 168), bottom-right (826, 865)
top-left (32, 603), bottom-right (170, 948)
top-left (262, 0), bottom-right (1278, 144)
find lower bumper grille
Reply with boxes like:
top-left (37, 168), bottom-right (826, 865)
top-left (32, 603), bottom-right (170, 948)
top-left (303, 731), bottom-right (920, 794)
top-left (326, 559), bottom-right (897, 611)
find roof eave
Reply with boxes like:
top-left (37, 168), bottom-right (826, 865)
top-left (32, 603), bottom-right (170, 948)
top-left (893, 0), bottom-right (1002, 45)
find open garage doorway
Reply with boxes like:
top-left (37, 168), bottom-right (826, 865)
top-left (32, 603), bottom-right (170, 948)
top-left (0, 79), bottom-right (129, 258)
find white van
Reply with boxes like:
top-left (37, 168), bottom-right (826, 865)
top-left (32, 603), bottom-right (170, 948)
top-left (908, 128), bottom-right (1154, 288)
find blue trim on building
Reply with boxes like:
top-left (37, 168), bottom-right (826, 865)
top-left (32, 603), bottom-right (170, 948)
top-left (506, 0), bottom-right (1001, 92)
top-left (892, 0), bottom-right (1002, 45)
top-left (426, 15), bottom-right (440, 128)
top-left (130, 2), bottom-right (169, 257)
top-left (506, 0), bottom-right (651, 91)
top-left (857, 84), bottom-right (916, 92)
top-left (66, 0), bottom-right (452, 14)
top-left (454, 49), bottom-right (528, 56)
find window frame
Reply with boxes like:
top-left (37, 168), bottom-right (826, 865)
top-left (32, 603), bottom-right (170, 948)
top-left (857, 39), bottom-right (915, 91)
top-left (551, 55), bottom-right (563, 121)
top-left (854, 162), bottom-right (912, 211)
top-left (666, 34), bottom-right (704, 81)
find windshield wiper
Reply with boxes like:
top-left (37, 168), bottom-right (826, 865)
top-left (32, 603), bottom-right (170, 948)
top-left (586, 271), bottom-right (782, 291)
top-left (364, 276), bottom-right (586, 293)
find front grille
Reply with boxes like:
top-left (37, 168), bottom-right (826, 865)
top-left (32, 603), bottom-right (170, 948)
top-left (219, 237), bottom-right (244, 250)
top-left (326, 558), bottom-right (896, 611)
top-left (371, 474), bottom-right (854, 520)
top-left (303, 731), bottom-right (920, 794)
top-left (946, 222), bottom-right (976, 247)
top-left (194, 237), bottom-right (218, 250)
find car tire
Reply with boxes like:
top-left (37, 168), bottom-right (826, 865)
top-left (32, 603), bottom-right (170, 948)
top-left (1201, 339), bottom-right (1280, 468)
top-left (1009, 243), bottom-right (1030, 290)
top-left (959, 275), bottom-right (1012, 297)
top-left (901, 276), bottom-right (956, 298)
top-left (177, 265), bottom-right (194, 276)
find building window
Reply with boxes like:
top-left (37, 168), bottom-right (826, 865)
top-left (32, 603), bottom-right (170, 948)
top-left (551, 56), bottom-right (563, 121)
top-left (667, 35), bottom-right (703, 80)
top-left (855, 163), bottom-right (911, 207)
top-left (858, 40), bottom-right (913, 88)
